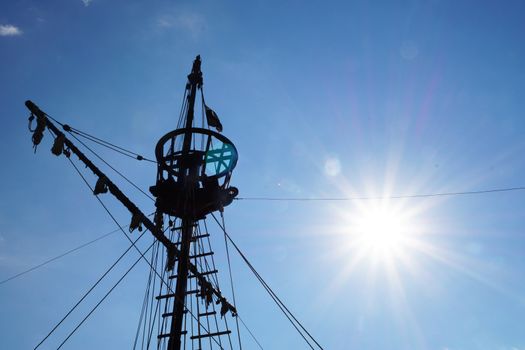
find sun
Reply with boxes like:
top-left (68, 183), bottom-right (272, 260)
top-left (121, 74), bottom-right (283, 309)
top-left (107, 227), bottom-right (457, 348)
top-left (320, 198), bottom-right (426, 304)
top-left (350, 201), bottom-right (417, 261)
top-left (356, 207), bottom-right (408, 252)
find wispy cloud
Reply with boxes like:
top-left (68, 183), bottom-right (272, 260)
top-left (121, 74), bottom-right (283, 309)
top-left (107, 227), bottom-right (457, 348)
top-left (0, 24), bottom-right (22, 36)
top-left (157, 16), bottom-right (175, 28)
top-left (156, 11), bottom-right (206, 38)
top-left (81, 0), bottom-right (92, 7)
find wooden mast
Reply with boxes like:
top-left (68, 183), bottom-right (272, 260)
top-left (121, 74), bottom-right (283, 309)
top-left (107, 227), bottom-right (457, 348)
top-left (167, 55), bottom-right (202, 350)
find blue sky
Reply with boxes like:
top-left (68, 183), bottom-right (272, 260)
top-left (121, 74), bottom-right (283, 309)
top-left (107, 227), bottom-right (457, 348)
top-left (1, 0), bottom-right (525, 349)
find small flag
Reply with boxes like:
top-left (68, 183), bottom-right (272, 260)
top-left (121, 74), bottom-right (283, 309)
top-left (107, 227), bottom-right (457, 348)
top-left (205, 105), bottom-right (223, 132)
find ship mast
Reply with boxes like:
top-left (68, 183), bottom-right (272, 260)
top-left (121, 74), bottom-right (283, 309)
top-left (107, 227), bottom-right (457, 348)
top-left (167, 56), bottom-right (202, 350)
top-left (150, 55), bottom-right (239, 349)
top-left (25, 55), bottom-right (240, 349)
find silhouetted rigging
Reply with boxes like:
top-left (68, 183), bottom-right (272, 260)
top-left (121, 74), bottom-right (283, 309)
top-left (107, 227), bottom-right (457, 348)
top-left (25, 55), bottom-right (323, 350)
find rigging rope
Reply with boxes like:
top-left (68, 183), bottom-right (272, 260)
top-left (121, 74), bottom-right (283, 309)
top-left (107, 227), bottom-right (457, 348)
top-left (34, 228), bottom-right (150, 349)
top-left (203, 216), bottom-right (279, 350)
top-left (56, 242), bottom-right (155, 349)
top-left (211, 213), bottom-right (324, 350)
top-left (0, 228), bottom-right (119, 286)
top-left (237, 315), bottom-right (264, 350)
top-left (43, 112), bottom-right (156, 163)
top-left (220, 212), bottom-right (243, 350)
top-left (66, 131), bottom-right (155, 201)
top-left (146, 241), bottom-right (163, 349)
top-left (134, 253), bottom-right (151, 348)
top-left (177, 89), bottom-right (187, 129)
top-left (69, 128), bottom-right (157, 163)
top-left (236, 186), bottom-right (525, 202)
top-left (0, 212), bottom-right (155, 287)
